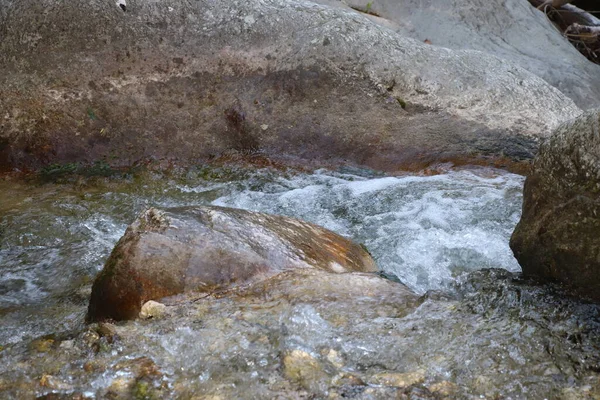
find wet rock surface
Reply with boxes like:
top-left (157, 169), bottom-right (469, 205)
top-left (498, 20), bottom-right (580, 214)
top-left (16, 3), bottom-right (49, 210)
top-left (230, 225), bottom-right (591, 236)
top-left (0, 0), bottom-right (580, 172)
top-left (87, 206), bottom-right (377, 322)
top-left (510, 109), bottom-right (600, 301)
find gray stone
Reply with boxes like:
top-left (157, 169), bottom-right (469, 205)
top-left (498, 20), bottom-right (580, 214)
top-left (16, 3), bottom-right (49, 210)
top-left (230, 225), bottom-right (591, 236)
top-left (510, 109), bottom-right (600, 301)
top-left (87, 206), bottom-right (377, 322)
top-left (0, 0), bottom-right (580, 172)
top-left (326, 0), bottom-right (600, 110)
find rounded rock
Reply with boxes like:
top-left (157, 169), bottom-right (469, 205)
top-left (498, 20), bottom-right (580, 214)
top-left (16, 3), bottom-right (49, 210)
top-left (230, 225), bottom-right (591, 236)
top-left (510, 109), bottom-right (600, 301)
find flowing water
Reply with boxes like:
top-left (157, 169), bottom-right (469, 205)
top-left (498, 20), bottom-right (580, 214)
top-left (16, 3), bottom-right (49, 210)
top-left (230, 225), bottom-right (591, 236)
top-left (1, 166), bottom-right (599, 399)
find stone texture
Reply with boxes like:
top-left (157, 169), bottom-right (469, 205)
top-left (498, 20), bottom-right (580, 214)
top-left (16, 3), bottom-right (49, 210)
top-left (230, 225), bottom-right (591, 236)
top-left (282, 349), bottom-right (328, 391)
top-left (369, 370), bottom-right (426, 388)
top-left (87, 206), bottom-right (377, 322)
top-left (510, 109), bottom-right (600, 301)
top-left (139, 301), bottom-right (167, 320)
top-left (323, 0), bottom-right (600, 110)
top-left (0, 0), bottom-right (580, 172)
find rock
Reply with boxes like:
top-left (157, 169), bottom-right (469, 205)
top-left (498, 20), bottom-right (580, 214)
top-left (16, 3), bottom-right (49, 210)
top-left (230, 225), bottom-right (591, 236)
top-left (95, 322), bottom-right (118, 340)
top-left (39, 374), bottom-right (73, 391)
top-left (322, 0), bottom-right (600, 109)
top-left (510, 109), bottom-right (600, 301)
top-left (81, 330), bottom-right (101, 349)
top-left (331, 372), bottom-right (365, 387)
top-left (87, 206), bottom-right (377, 322)
top-left (113, 357), bottom-right (162, 379)
top-left (368, 370), bottom-right (425, 388)
top-left (473, 375), bottom-right (498, 398)
top-left (83, 360), bottom-right (105, 374)
top-left (58, 339), bottom-right (75, 350)
top-left (139, 301), bottom-right (167, 320)
top-left (282, 349), bottom-right (329, 390)
top-left (324, 349), bottom-right (344, 368)
top-left (29, 337), bottom-right (55, 353)
top-left (106, 377), bottom-right (136, 399)
top-left (0, 0), bottom-right (580, 173)
top-left (108, 357), bottom-right (164, 399)
top-left (428, 381), bottom-right (458, 397)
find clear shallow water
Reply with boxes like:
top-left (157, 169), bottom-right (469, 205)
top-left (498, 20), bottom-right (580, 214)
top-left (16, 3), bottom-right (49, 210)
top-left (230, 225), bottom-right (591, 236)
top-left (3, 166), bottom-right (599, 399)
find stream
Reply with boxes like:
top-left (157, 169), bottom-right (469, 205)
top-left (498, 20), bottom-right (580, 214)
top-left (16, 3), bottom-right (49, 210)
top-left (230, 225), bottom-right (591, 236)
top-left (1, 165), bottom-right (599, 399)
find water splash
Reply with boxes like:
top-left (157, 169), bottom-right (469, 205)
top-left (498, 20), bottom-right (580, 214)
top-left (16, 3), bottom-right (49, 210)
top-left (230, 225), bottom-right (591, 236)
top-left (211, 169), bottom-right (524, 293)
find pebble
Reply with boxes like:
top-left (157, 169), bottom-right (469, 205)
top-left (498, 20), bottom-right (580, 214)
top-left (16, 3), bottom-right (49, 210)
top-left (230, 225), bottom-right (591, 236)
top-left (40, 374), bottom-right (73, 390)
top-left (368, 370), bottom-right (425, 388)
top-left (96, 322), bottom-right (118, 341)
top-left (282, 349), bottom-right (327, 388)
top-left (140, 300), bottom-right (167, 319)
top-left (429, 381), bottom-right (458, 397)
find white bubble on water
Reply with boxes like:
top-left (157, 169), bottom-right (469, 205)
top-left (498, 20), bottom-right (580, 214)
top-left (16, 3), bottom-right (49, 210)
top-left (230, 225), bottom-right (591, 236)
top-left (213, 168), bottom-right (525, 293)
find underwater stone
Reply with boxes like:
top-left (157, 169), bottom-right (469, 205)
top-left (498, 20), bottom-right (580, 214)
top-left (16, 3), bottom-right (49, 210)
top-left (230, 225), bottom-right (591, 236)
top-left (87, 206), bottom-right (377, 322)
top-left (282, 349), bottom-right (329, 390)
top-left (368, 370), bottom-right (425, 388)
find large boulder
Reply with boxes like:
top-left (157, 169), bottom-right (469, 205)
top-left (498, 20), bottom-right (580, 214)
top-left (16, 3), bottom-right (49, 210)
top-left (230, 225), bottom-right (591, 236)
top-left (87, 206), bottom-right (377, 322)
top-left (0, 0), bottom-right (580, 172)
top-left (510, 109), bottom-right (600, 301)
top-left (324, 0), bottom-right (600, 110)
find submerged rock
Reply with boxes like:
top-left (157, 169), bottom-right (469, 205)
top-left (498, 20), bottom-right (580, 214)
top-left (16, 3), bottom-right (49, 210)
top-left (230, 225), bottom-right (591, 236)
top-left (282, 349), bottom-right (329, 391)
top-left (87, 206), bottom-right (377, 322)
top-left (368, 370), bottom-right (426, 388)
top-left (0, 0), bottom-right (580, 172)
top-left (510, 109), bottom-right (600, 301)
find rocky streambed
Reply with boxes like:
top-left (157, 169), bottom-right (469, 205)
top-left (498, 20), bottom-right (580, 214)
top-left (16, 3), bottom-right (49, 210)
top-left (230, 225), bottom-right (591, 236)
top-left (1, 165), bottom-right (600, 399)
top-left (2, 0), bottom-right (600, 397)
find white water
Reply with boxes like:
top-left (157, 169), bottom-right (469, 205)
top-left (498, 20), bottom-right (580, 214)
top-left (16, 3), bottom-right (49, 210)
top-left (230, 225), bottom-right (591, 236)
top-left (209, 169), bottom-right (524, 293)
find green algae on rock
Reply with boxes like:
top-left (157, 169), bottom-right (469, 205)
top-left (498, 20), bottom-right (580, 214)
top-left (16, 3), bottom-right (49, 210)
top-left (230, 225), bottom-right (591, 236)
top-left (87, 206), bottom-right (378, 322)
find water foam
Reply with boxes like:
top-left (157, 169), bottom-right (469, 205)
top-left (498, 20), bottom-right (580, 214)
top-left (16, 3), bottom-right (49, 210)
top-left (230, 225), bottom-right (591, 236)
top-left (212, 169), bottom-right (524, 293)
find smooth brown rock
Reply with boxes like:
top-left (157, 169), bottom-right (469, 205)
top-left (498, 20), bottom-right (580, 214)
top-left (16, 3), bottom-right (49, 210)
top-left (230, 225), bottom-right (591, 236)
top-left (510, 109), bottom-right (600, 301)
top-left (87, 206), bottom-right (377, 322)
